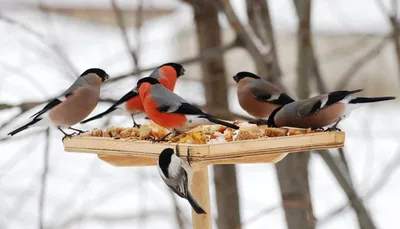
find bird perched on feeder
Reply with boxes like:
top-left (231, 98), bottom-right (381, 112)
top-left (158, 146), bottom-right (206, 214)
top-left (233, 72), bottom-right (294, 124)
top-left (267, 89), bottom-right (396, 130)
top-left (8, 68), bottom-right (110, 137)
top-left (136, 77), bottom-right (239, 140)
top-left (81, 63), bottom-right (185, 127)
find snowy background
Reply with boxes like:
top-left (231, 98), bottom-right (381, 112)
top-left (0, 0), bottom-right (399, 229)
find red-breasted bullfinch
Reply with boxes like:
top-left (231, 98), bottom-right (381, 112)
top-left (81, 63), bottom-right (185, 127)
top-left (233, 72), bottom-right (294, 123)
top-left (8, 68), bottom-right (109, 137)
top-left (267, 89), bottom-right (396, 130)
top-left (136, 77), bottom-right (239, 139)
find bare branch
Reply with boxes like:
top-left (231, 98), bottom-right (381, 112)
top-left (38, 128), bottom-right (50, 229)
top-left (112, 0), bottom-right (139, 68)
top-left (169, 190), bottom-right (186, 229)
top-left (54, 210), bottom-right (169, 229)
top-left (105, 38), bottom-right (240, 84)
top-left (213, 0), bottom-right (285, 89)
top-left (234, 205), bottom-right (281, 229)
top-left (317, 150), bottom-right (377, 229)
top-left (320, 148), bottom-right (400, 224)
top-left (335, 36), bottom-right (389, 90)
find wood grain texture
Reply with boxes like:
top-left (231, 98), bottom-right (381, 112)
top-left (192, 168), bottom-right (211, 229)
top-left (63, 131), bottom-right (345, 167)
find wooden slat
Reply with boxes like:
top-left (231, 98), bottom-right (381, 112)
top-left (63, 131), bottom-right (345, 166)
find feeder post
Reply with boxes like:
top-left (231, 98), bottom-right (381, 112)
top-left (191, 166), bottom-right (211, 229)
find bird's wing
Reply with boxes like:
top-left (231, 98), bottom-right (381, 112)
top-left (249, 79), bottom-right (294, 105)
top-left (297, 96), bottom-right (325, 116)
top-left (167, 168), bottom-right (189, 198)
top-left (30, 77), bottom-right (91, 119)
top-left (325, 89), bottom-right (363, 107)
top-left (249, 79), bottom-right (279, 101)
top-left (61, 77), bottom-right (88, 98)
top-left (151, 85), bottom-right (204, 115)
top-left (297, 89), bottom-right (363, 116)
top-left (29, 99), bottom-right (61, 119)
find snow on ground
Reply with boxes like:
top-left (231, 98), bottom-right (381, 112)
top-left (0, 3), bottom-right (400, 229)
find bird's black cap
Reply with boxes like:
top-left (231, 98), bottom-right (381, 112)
top-left (160, 62), bottom-right (185, 77)
top-left (233, 71), bottom-right (261, 83)
top-left (80, 68), bottom-right (109, 82)
top-left (137, 77), bottom-right (160, 88)
top-left (158, 148), bottom-right (175, 178)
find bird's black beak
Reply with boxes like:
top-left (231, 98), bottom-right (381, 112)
top-left (233, 75), bottom-right (239, 83)
top-left (179, 67), bottom-right (186, 77)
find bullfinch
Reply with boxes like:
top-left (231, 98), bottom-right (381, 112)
top-left (267, 89), bottom-right (396, 130)
top-left (158, 146), bottom-right (206, 214)
top-left (233, 71), bottom-right (294, 123)
top-left (136, 77), bottom-right (239, 139)
top-left (80, 63), bottom-right (185, 127)
top-left (8, 68), bottom-right (109, 137)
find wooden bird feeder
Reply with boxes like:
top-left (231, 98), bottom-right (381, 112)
top-left (63, 128), bottom-right (345, 229)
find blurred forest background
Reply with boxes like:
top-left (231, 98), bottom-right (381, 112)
top-left (0, 0), bottom-right (399, 229)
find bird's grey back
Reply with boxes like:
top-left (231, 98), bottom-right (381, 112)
top-left (149, 68), bottom-right (162, 79)
top-left (62, 76), bottom-right (89, 97)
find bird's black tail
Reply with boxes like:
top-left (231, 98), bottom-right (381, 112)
top-left (8, 118), bottom-right (42, 136)
top-left (349, 96), bottom-right (396, 104)
top-left (202, 115), bottom-right (239, 130)
top-left (80, 107), bottom-right (117, 124)
top-left (187, 192), bottom-right (207, 214)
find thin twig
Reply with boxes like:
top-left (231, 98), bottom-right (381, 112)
top-left (319, 147), bottom-right (400, 224)
top-left (317, 150), bottom-right (377, 229)
top-left (335, 36), bottom-right (389, 90)
top-left (106, 38), bottom-right (240, 84)
top-left (112, 0), bottom-right (139, 67)
top-left (169, 190), bottom-right (186, 229)
top-left (213, 0), bottom-right (282, 88)
top-left (234, 205), bottom-right (281, 229)
top-left (38, 128), bottom-right (50, 229)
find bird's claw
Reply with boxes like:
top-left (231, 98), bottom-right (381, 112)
top-left (326, 127), bottom-right (341, 132)
top-left (62, 133), bottom-right (76, 141)
top-left (151, 132), bottom-right (171, 143)
top-left (133, 123), bottom-right (141, 128)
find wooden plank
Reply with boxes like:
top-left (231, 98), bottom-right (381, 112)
top-left (98, 154), bottom-right (157, 167)
top-left (64, 131), bottom-right (344, 166)
top-left (192, 168), bottom-right (211, 229)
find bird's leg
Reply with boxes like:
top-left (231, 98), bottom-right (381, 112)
top-left (326, 118), bottom-right (342, 132)
top-left (255, 119), bottom-right (269, 126)
top-left (68, 127), bottom-right (87, 135)
top-left (186, 146), bottom-right (192, 166)
top-left (59, 127), bottom-right (76, 140)
top-left (152, 132), bottom-right (172, 143)
top-left (131, 115), bottom-right (141, 128)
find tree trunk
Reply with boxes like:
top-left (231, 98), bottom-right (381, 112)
top-left (192, 2), bottom-right (242, 229)
top-left (275, 1), bottom-right (315, 229)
